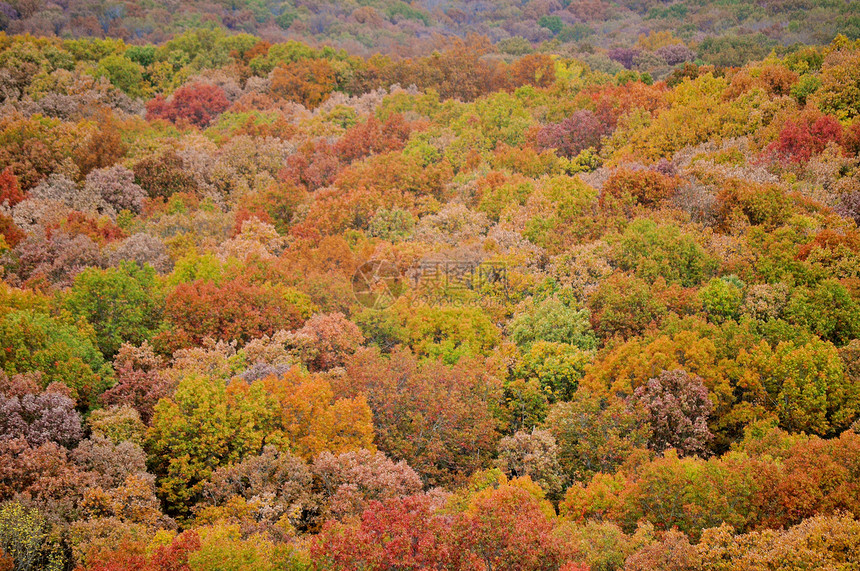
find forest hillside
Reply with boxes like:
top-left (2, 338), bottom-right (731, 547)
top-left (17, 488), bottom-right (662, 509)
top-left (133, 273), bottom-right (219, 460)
top-left (2, 5), bottom-right (860, 570)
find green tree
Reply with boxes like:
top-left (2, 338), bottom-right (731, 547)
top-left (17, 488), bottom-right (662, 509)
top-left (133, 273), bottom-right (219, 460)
top-left (538, 15), bottom-right (564, 35)
top-left (514, 341), bottom-right (594, 402)
top-left (390, 301), bottom-right (501, 364)
top-left (510, 295), bottom-right (597, 351)
top-left (0, 310), bottom-right (109, 407)
top-left (63, 261), bottom-right (164, 358)
top-left (699, 277), bottom-right (743, 323)
top-left (146, 375), bottom-right (278, 518)
top-left (614, 219), bottom-right (717, 287)
top-left (740, 338), bottom-right (858, 435)
top-left (816, 44), bottom-right (860, 122)
top-left (95, 54), bottom-right (146, 97)
top-left (784, 280), bottom-right (860, 346)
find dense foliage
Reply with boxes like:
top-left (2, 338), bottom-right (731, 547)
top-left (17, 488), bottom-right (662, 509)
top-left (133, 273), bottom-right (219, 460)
top-left (0, 0), bottom-right (858, 67)
top-left (2, 12), bottom-right (860, 570)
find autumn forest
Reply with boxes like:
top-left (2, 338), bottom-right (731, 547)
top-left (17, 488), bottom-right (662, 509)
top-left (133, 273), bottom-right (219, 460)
top-left (2, 0), bottom-right (860, 570)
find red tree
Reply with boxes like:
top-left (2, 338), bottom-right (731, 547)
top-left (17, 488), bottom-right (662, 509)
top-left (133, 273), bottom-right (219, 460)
top-left (156, 277), bottom-right (313, 351)
top-left (334, 114), bottom-right (413, 164)
top-left (771, 114), bottom-right (843, 163)
top-left (312, 494), bottom-right (463, 570)
top-left (0, 214), bottom-right (24, 248)
top-left (99, 343), bottom-right (172, 424)
top-left (0, 167), bottom-right (24, 206)
top-left (147, 83), bottom-right (229, 128)
top-left (535, 110), bottom-right (608, 157)
top-left (601, 168), bottom-right (678, 208)
top-left (453, 483), bottom-right (561, 571)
